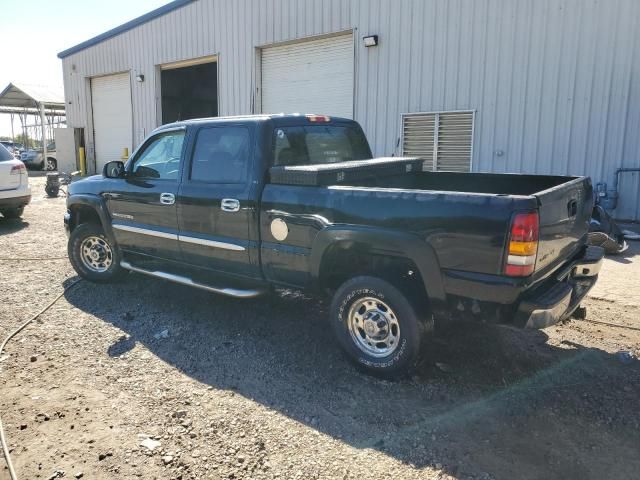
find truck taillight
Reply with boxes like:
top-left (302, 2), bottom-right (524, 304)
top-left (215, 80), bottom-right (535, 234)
top-left (10, 163), bottom-right (26, 175)
top-left (306, 114), bottom-right (331, 122)
top-left (504, 211), bottom-right (539, 277)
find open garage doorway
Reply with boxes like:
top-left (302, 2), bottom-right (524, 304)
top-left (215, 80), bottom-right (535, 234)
top-left (160, 56), bottom-right (218, 124)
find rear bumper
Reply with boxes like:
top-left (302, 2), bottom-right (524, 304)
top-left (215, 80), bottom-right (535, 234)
top-left (515, 246), bottom-right (604, 328)
top-left (0, 194), bottom-right (31, 209)
top-left (442, 245), bottom-right (605, 329)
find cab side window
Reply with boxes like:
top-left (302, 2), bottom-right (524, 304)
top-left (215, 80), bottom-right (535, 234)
top-left (190, 126), bottom-right (250, 184)
top-left (131, 131), bottom-right (185, 180)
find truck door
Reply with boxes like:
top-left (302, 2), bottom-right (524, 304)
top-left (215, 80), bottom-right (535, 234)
top-left (176, 124), bottom-right (258, 278)
top-left (104, 128), bottom-right (185, 261)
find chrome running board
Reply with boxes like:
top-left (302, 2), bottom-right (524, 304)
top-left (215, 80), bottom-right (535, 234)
top-left (120, 261), bottom-right (266, 299)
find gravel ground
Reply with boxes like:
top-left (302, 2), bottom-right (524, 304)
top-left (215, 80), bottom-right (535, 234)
top-left (1, 176), bottom-right (639, 480)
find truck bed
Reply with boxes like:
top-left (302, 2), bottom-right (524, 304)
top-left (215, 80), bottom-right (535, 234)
top-left (355, 170), bottom-right (579, 196)
top-left (269, 156), bottom-right (575, 196)
top-left (261, 166), bottom-right (593, 291)
top-left (347, 170), bottom-right (593, 277)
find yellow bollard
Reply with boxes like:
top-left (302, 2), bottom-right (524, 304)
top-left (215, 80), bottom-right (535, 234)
top-left (79, 147), bottom-right (86, 176)
top-left (121, 147), bottom-right (129, 160)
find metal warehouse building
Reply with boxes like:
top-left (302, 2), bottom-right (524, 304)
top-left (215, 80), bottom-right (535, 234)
top-left (58, 0), bottom-right (640, 219)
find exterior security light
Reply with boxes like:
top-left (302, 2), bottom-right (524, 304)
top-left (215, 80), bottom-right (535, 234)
top-left (363, 35), bottom-right (379, 47)
top-left (135, 74), bottom-right (145, 82)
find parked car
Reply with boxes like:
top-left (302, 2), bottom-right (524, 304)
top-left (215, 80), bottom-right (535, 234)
top-left (0, 143), bottom-right (30, 219)
top-left (63, 114), bottom-right (603, 378)
top-left (0, 141), bottom-right (24, 158)
top-left (20, 142), bottom-right (57, 171)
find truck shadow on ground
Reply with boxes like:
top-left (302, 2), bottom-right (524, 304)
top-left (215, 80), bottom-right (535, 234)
top-left (63, 275), bottom-right (640, 479)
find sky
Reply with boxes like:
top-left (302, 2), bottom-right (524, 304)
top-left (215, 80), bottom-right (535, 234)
top-left (0, 0), bottom-right (171, 137)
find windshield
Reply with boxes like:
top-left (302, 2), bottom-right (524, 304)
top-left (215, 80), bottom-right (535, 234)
top-left (273, 125), bottom-right (372, 166)
top-left (0, 144), bottom-right (14, 161)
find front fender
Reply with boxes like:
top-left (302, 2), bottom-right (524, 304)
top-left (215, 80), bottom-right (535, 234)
top-left (309, 225), bottom-right (447, 314)
top-left (66, 194), bottom-right (115, 243)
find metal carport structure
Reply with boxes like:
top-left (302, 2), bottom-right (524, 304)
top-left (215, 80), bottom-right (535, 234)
top-left (0, 83), bottom-right (65, 166)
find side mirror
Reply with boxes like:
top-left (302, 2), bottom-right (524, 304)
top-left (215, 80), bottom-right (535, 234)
top-left (103, 161), bottom-right (126, 178)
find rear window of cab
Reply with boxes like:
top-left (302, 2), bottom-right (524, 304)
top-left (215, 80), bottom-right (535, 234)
top-left (273, 125), bottom-right (372, 167)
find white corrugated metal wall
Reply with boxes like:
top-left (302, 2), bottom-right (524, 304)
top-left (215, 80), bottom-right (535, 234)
top-left (61, 0), bottom-right (640, 220)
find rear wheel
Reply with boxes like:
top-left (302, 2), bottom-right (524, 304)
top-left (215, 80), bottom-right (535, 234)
top-left (1, 207), bottom-right (24, 219)
top-left (45, 157), bottom-right (57, 171)
top-left (330, 276), bottom-right (427, 379)
top-left (68, 222), bottom-right (124, 282)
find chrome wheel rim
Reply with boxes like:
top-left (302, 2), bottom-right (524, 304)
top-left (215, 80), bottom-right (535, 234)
top-left (80, 235), bottom-right (113, 272)
top-left (347, 297), bottom-right (400, 357)
top-left (46, 159), bottom-right (56, 171)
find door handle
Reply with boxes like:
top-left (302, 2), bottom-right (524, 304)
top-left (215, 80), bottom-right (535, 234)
top-left (160, 193), bottom-right (175, 205)
top-left (221, 198), bottom-right (240, 212)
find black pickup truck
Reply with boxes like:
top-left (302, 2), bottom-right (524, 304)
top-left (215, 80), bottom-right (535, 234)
top-left (64, 114), bottom-right (604, 378)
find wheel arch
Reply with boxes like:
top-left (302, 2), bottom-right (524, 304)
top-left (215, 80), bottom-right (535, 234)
top-left (67, 195), bottom-right (115, 243)
top-left (310, 226), bottom-right (447, 315)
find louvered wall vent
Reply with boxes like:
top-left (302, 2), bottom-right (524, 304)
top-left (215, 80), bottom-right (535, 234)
top-left (402, 111), bottom-right (474, 172)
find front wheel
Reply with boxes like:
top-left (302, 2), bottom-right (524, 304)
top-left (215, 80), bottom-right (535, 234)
top-left (68, 222), bottom-right (124, 282)
top-left (45, 158), bottom-right (57, 171)
top-left (330, 276), bottom-right (427, 379)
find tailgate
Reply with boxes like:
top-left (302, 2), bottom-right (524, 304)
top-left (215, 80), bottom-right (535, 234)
top-left (534, 177), bottom-right (593, 273)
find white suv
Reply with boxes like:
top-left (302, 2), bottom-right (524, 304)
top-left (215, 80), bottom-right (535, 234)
top-left (0, 144), bottom-right (31, 219)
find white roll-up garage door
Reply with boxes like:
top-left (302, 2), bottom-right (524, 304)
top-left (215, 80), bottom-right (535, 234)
top-left (91, 73), bottom-right (133, 172)
top-left (261, 34), bottom-right (354, 119)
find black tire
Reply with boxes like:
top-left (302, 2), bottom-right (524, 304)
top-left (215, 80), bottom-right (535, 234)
top-left (330, 276), bottom-right (427, 379)
top-left (45, 158), bottom-right (57, 171)
top-left (45, 185), bottom-right (60, 197)
top-left (1, 207), bottom-right (24, 219)
top-left (68, 222), bottom-right (124, 282)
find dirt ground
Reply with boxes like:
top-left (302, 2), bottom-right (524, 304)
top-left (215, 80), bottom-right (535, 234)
top-left (1, 175), bottom-right (639, 480)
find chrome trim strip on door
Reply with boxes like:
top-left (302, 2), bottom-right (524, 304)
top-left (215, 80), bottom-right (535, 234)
top-left (178, 235), bottom-right (246, 251)
top-left (112, 224), bottom-right (245, 251)
top-left (112, 223), bottom-right (179, 240)
top-left (120, 261), bottom-right (265, 298)
top-left (112, 212), bottom-right (134, 220)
